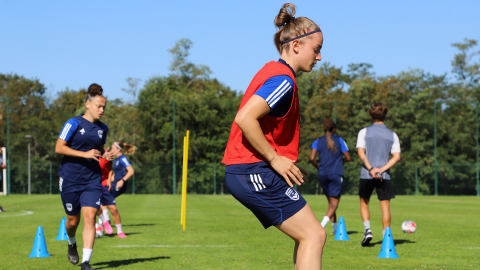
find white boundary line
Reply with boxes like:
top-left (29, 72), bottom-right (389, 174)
top-left (0, 210), bottom-right (34, 218)
top-left (463, 247), bottom-right (480, 250)
top-left (115, 245), bottom-right (228, 248)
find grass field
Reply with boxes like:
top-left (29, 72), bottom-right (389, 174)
top-left (0, 194), bottom-right (479, 269)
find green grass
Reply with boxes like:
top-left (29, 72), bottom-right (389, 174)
top-left (0, 194), bottom-right (479, 269)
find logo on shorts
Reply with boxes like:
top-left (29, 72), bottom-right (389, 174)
top-left (98, 130), bottom-right (103, 139)
top-left (113, 200), bottom-right (115, 204)
top-left (340, 176), bottom-right (343, 183)
top-left (96, 199), bottom-right (101, 205)
top-left (285, 187), bottom-right (299, 201)
top-left (66, 203), bottom-right (72, 212)
top-left (80, 128), bottom-right (85, 135)
top-left (59, 177), bottom-right (63, 192)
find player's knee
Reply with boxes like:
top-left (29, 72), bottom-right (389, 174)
top-left (67, 218), bottom-right (80, 227)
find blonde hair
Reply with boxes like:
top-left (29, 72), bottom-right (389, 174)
top-left (115, 141), bottom-right (137, 155)
top-left (273, 3), bottom-right (320, 54)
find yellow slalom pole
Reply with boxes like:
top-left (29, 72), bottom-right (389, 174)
top-left (180, 136), bottom-right (186, 225)
top-left (183, 130), bottom-right (190, 231)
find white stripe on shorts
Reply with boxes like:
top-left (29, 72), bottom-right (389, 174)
top-left (255, 174), bottom-right (266, 189)
top-left (249, 174), bottom-right (259, 191)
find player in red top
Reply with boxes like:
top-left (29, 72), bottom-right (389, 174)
top-left (222, 3), bottom-right (325, 269)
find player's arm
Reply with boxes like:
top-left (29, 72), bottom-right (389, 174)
top-left (309, 148), bottom-right (319, 170)
top-left (343, 151), bottom-right (351, 162)
top-left (0, 162), bottom-right (6, 169)
top-left (235, 95), bottom-right (305, 187)
top-left (55, 139), bottom-right (101, 161)
top-left (122, 165), bottom-right (134, 181)
top-left (374, 133), bottom-right (401, 175)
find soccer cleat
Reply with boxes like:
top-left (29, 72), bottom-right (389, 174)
top-left (117, 232), bottom-right (127, 238)
top-left (67, 243), bottom-right (79, 265)
top-left (80, 261), bottom-right (96, 270)
top-left (103, 221), bottom-right (113, 234)
top-left (361, 228), bottom-right (373, 247)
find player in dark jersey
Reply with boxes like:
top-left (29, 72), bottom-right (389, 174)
top-left (102, 141), bottom-right (136, 238)
top-left (222, 3), bottom-right (326, 269)
top-left (309, 118), bottom-right (351, 235)
top-left (55, 83), bottom-right (113, 270)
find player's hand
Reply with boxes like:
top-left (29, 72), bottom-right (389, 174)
top-left (107, 181), bottom-right (112, 191)
top-left (116, 180), bottom-right (124, 190)
top-left (270, 155), bottom-right (306, 187)
top-left (104, 147), bottom-right (114, 161)
top-left (371, 168), bottom-right (381, 178)
top-left (85, 149), bottom-right (102, 161)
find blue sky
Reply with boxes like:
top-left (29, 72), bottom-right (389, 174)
top-left (1, 0), bottom-right (479, 102)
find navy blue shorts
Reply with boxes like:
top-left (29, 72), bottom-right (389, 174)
top-left (225, 171), bottom-right (307, 229)
top-left (109, 180), bottom-right (127, 198)
top-left (318, 174), bottom-right (343, 197)
top-left (101, 185), bottom-right (116, 205)
top-left (59, 178), bottom-right (102, 216)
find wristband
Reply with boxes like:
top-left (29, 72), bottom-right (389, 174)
top-left (368, 167), bottom-right (373, 172)
top-left (120, 179), bottom-right (125, 182)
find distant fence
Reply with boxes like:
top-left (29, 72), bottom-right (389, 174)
top-left (2, 162), bottom-right (479, 196)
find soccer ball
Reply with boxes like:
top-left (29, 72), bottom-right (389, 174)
top-left (401, 220), bottom-right (417, 233)
top-left (95, 223), bottom-right (104, 238)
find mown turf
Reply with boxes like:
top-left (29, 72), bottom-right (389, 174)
top-left (0, 194), bottom-right (479, 269)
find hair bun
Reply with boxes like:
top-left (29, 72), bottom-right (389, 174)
top-left (87, 83), bottom-right (103, 96)
top-left (274, 3), bottom-right (296, 28)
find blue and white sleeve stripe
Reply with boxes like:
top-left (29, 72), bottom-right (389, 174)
top-left (254, 75), bottom-right (294, 110)
top-left (58, 119), bottom-right (78, 142)
top-left (121, 157), bottom-right (131, 167)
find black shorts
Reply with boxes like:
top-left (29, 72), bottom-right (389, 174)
top-left (359, 179), bottom-right (395, 201)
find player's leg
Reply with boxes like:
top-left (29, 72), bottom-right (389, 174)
top-left (276, 204), bottom-right (326, 270)
top-left (318, 174), bottom-right (332, 228)
top-left (325, 196), bottom-right (340, 234)
top-left (107, 204), bottom-right (126, 238)
top-left (80, 206), bottom-right (97, 269)
top-left (379, 200), bottom-right (391, 234)
top-left (61, 190), bottom-right (81, 265)
top-left (376, 179), bottom-right (394, 238)
top-left (359, 179), bottom-right (374, 246)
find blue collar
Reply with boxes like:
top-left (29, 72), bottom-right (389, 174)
top-left (278, 59), bottom-right (296, 78)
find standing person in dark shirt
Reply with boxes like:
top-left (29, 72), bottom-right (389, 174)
top-left (55, 83), bottom-right (113, 270)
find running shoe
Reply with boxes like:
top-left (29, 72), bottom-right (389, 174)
top-left (361, 228), bottom-right (373, 247)
top-left (117, 232), bottom-right (127, 238)
top-left (67, 243), bottom-right (79, 265)
top-left (80, 261), bottom-right (96, 270)
top-left (103, 221), bottom-right (113, 234)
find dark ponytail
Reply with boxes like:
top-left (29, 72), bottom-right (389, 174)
top-left (86, 83), bottom-right (105, 102)
top-left (323, 118), bottom-right (337, 154)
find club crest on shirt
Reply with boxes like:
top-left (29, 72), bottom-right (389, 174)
top-left (285, 187), bottom-right (299, 201)
top-left (80, 128), bottom-right (85, 135)
top-left (98, 130), bottom-right (103, 139)
top-left (66, 203), bottom-right (72, 212)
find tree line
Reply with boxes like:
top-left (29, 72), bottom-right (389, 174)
top-left (1, 38), bottom-right (479, 195)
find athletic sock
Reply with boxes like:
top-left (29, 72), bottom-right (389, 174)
top-left (363, 220), bottom-right (371, 230)
top-left (82, 248), bottom-right (93, 263)
top-left (332, 223), bottom-right (338, 232)
top-left (115, 224), bottom-right (123, 234)
top-left (102, 209), bottom-right (110, 222)
top-left (320, 216), bottom-right (330, 228)
top-left (98, 216), bottom-right (103, 225)
top-left (382, 230), bottom-right (385, 238)
top-left (68, 235), bottom-right (76, 245)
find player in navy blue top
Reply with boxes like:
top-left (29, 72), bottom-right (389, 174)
top-left (100, 141), bottom-right (136, 238)
top-left (309, 118), bottom-right (351, 235)
top-left (55, 83), bottom-right (113, 270)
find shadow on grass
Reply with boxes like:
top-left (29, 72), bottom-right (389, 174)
top-left (369, 239), bottom-right (416, 247)
top-left (123, 223), bottom-right (156, 227)
top-left (347, 231), bottom-right (359, 235)
top-left (93, 256), bottom-right (170, 269)
top-left (103, 232), bottom-right (142, 238)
